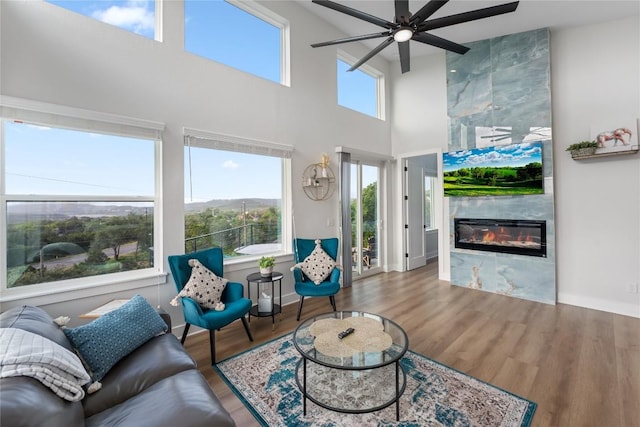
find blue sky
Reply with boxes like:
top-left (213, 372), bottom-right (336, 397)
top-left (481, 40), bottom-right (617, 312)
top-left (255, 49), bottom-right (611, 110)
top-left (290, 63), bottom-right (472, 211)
top-left (184, 0), bottom-right (281, 82)
top-left (5, 122), bottom-right (155, 197)
top-left (338, 60), bottom-right (377, 117)
top-left (443, 142), bottom-right (543, 173)
top-left (186, 147), bottom-right (282, 201)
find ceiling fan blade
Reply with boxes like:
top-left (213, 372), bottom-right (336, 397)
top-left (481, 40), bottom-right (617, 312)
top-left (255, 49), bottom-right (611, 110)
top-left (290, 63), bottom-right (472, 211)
top-left (398, 41), bottom-right (410, 73)
top-left (409, 0), bottom-right (449, 25)
top-left (394, 0), bottom-right (410, 24)
top-left (311, 31), bottom-right (391, 48)
top-left (348, 37), bottom-right (395, 72)
top-left (418, 2), bottom-right (519, 32)
top-left (413, 32), bottom-right (470, 54)
top-left (312, 0), bottom-right (396, 30)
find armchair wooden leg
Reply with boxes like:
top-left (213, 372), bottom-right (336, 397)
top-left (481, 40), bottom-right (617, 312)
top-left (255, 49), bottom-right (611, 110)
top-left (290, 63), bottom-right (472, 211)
top-left (329, 296), bottom-right (337, 312)
top-left (180, 323), bottom-right (191, 345)
top-left (296, 296), bottom-right (305, 321)
top-left (241, 316), bottom-right (254, 342)
top-left (209, 329), bottom-right (216, 365)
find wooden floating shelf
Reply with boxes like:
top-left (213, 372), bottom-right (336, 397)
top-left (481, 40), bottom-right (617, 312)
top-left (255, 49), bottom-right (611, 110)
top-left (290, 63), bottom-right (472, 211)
top-left (571, 147), bottom-right (639, 160)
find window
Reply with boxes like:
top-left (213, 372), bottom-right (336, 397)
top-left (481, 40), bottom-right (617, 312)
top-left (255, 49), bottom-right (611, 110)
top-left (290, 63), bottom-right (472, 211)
top-left (46, 1), bottom-right (157, 40)
top-left (425, 176), bottom-right (435, 229)
top-left (337, 56), bottom-right (383, 119)
top-left (1, 108), bottom-right (161, 296)
top-left (184, 130), bottom-right (291, 259)
top-left (184, 0), bottom-right (289, 85)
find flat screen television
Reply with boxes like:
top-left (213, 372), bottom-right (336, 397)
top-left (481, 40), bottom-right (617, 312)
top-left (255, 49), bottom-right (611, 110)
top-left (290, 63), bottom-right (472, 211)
top-left (443, 142), bottom-right (543, 197)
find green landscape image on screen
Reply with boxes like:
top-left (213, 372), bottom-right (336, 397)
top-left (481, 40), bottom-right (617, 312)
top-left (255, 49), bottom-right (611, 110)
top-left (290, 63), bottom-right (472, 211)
top-left (443, 142), bottom-right (544, 197)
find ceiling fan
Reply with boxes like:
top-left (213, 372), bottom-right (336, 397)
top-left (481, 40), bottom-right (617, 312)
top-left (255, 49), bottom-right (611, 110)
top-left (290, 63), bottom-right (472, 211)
top-left (311, 0), bottom-right (520, 73)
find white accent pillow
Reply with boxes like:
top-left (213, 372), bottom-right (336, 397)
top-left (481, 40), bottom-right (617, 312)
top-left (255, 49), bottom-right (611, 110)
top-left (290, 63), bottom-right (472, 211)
top-left (295, 239), bottom-right (336, 285)
top-left (171, 259), bottom-right (228, 309)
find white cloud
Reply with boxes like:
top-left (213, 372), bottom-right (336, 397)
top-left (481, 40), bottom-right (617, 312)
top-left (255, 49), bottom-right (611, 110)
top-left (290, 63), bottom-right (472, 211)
top-left (223, 160), bottom-right (240, 170)
top-left (449, 150), bottom-right (471, 158)
top-left (92, 1), bottom-right (154, 35)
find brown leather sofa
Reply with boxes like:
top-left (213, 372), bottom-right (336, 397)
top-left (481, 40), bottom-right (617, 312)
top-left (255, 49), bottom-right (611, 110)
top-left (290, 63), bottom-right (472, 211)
top-left (0, 305), bottom-right (235, 427)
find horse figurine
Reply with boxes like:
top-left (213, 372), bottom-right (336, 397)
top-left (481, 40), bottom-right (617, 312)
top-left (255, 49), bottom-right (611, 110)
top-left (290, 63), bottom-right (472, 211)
top-left (596, 128), bottom-right (632, 147)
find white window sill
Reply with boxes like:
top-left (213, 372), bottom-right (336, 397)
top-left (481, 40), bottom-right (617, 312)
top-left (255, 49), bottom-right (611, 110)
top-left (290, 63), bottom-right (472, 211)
top-left (0, 269), bottom-right (168, 307)
top-left (224, 253), bottom-right (293, 273)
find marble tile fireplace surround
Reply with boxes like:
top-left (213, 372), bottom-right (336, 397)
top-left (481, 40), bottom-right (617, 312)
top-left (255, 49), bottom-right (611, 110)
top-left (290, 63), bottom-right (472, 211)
top-left (446, 28), bottom-right (556, 305)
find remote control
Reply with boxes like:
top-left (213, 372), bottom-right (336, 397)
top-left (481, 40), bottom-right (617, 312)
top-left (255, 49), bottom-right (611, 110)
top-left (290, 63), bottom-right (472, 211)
top-left (338, 328), bottom-right (355, 340)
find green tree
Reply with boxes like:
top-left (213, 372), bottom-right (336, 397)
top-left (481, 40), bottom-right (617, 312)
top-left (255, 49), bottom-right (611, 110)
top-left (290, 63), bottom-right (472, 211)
top-left (525, 162), bottom-right (543, 179)
top-left (362, 182), bottom-right (377, 225)
top-left (86, 243), bottom-right (108, 264)
top-left (350, 182), bottom-right (377, 243)
top-left (92, 215), bottom-right (139, 261)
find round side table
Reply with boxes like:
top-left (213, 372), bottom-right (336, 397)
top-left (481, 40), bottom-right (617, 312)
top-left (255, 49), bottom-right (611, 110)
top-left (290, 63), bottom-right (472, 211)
top-left (246, 271), bottom-right (283, 329)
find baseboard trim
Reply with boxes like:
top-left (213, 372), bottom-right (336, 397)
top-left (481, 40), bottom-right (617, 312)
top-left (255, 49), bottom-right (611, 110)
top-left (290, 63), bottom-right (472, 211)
top-left (558, 292), bottom-right (640, 318)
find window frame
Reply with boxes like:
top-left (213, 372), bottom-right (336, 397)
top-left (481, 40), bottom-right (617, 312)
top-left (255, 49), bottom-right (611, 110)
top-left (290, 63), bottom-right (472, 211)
top-left (337, 51), bottom-right (386, 120)
top-left (184, 0), bottom-right (291, 86)
top-left (0, 97), bottom-right (165, 304)
top-left (183, 127), bottom-right (293, 262)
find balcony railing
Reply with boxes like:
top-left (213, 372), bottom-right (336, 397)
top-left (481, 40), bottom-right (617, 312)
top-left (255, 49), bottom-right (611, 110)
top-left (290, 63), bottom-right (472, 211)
top-left (185, 223), bottom-right (279, 255)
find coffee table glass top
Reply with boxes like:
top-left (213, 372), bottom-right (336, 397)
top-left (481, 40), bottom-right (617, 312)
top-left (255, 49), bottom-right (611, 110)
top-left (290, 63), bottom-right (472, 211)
top-left (293, 311), bottom-right (408, 369)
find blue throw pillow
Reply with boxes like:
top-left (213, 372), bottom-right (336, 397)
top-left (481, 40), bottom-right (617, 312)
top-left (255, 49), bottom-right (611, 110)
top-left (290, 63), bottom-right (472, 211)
top-left (64, 295), bottom-right (167, 382)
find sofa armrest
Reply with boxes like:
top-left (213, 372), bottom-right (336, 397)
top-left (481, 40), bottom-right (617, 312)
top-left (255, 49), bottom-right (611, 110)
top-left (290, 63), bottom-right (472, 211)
top-left (0, 305), bottom-right (74, 352)
top-left (1, 377), bottom-right (84, 427)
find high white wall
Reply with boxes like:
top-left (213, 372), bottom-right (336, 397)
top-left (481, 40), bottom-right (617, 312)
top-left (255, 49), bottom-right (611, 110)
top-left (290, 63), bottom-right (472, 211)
top-left (390, 17), bottom-right (640, 317)
top-left (0, 1), bottom-right (392, 325)
top-left (551, 17), bottom-right (639, 317)
top-left (387, 54), bottom-right (449, 274)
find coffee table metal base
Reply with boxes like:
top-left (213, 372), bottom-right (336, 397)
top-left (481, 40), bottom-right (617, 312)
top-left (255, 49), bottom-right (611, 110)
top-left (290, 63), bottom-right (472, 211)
top-left (294, 357), bottom-right (407, 421)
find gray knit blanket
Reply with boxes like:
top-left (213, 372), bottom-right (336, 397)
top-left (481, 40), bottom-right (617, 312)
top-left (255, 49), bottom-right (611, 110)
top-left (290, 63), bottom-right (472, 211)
top-left (0, 327), bottom-right (90, 401)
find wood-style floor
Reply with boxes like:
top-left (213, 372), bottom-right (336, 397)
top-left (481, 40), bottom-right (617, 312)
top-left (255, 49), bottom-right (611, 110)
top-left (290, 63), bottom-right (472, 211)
top-left (184, 261), bottom-right (640, 427)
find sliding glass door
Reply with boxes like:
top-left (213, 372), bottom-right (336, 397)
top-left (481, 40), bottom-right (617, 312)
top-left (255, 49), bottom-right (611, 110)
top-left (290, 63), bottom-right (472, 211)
top-left (350, 162), bottom-right (380, 276)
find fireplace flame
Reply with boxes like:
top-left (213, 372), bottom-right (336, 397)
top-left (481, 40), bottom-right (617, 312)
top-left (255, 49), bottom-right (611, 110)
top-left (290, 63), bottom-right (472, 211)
top-left (480, 227), bottom-right (511, 243)
top-left (467, 224), bottom-right (537, 246)
top-left (482, 231), bottom-right (496, 242)
top-left (516, 231), bottom-right (534, 242)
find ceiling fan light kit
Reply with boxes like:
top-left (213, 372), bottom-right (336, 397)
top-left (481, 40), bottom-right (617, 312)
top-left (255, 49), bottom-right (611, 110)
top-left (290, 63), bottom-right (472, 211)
top-left (311, 0), bottom-right (520, 74)
top-left (393, 27), bottom-right (414, 42)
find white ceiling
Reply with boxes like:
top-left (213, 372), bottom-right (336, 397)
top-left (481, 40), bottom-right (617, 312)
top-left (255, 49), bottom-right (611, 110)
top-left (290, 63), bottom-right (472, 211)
top-left (298, 0), bottom-right (640, 63)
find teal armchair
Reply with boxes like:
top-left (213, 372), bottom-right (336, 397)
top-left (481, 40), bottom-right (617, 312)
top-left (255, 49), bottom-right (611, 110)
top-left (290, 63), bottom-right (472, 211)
top-left (292, 238), bottom-right (341, 320)
top-left (168, 248), bottom-right (253, 364)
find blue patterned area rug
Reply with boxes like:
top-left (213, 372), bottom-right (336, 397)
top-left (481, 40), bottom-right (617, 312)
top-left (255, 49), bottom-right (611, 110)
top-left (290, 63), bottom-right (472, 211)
top-left (215, 333), bottom-right (536, 427)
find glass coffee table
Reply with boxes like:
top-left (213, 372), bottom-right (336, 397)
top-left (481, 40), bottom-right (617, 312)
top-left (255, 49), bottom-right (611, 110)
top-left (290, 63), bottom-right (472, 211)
top-left (292, 311), bottom-right (409, 421)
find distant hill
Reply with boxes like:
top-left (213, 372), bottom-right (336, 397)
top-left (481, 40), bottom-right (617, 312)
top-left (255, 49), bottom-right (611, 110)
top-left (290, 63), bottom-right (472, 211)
top-left (7, 199), bottom-right (280, 224)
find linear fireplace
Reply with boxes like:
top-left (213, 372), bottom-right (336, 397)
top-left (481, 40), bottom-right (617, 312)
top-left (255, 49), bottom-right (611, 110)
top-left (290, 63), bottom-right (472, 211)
top-left (454, 218), bottom-right (547, 258)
